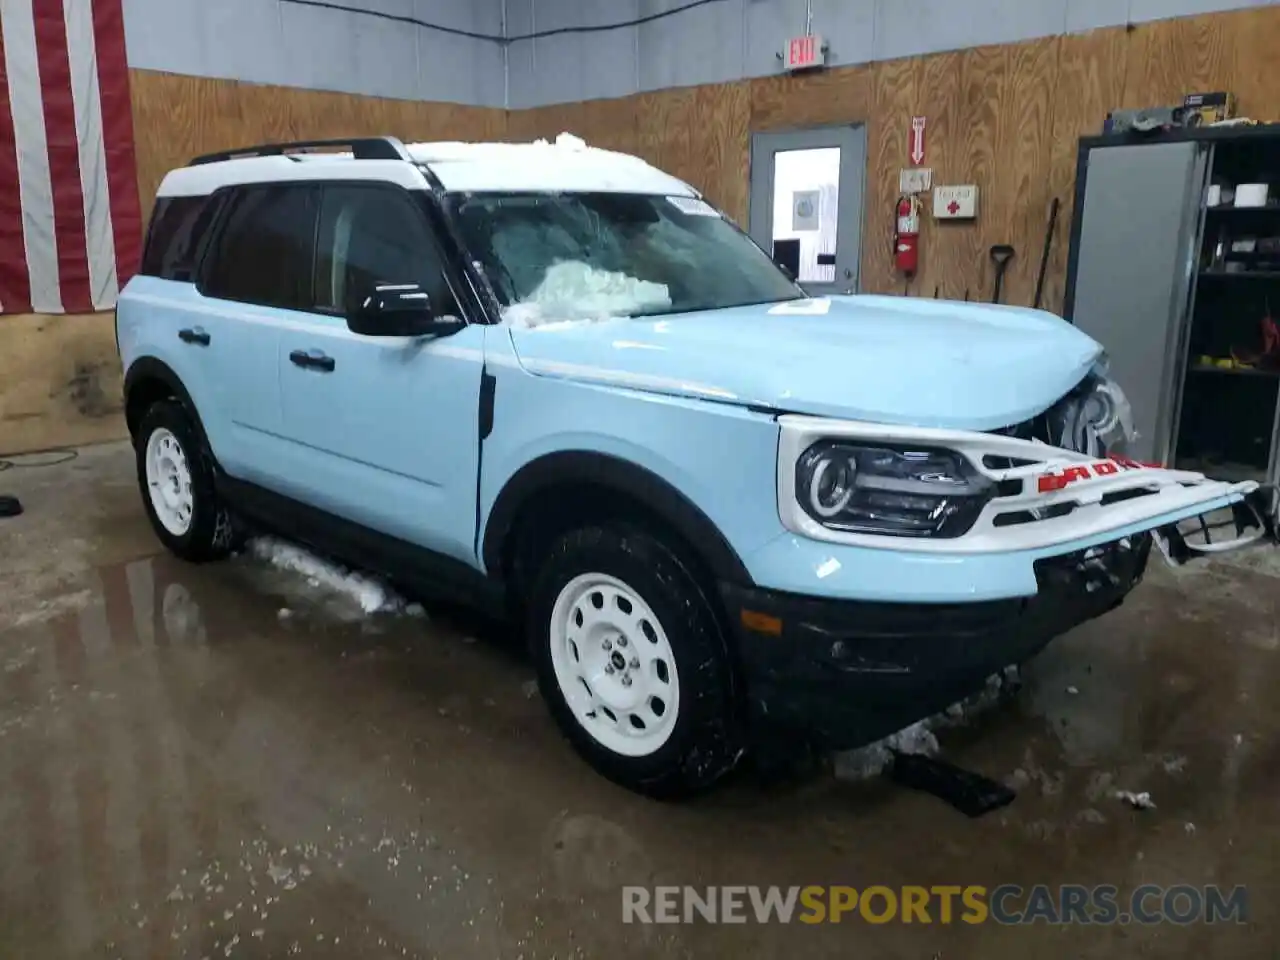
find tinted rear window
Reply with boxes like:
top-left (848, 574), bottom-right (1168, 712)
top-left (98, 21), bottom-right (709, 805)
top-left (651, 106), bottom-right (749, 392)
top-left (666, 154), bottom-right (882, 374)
top-left (140, 195), bottom-right (223, 282)
top-left (200, 185), bottom-right (319, 310)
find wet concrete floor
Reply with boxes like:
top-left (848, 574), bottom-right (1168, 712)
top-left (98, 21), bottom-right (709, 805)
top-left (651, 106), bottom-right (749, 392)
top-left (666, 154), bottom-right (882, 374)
top-left (1, 442), bottom-right (1278, 959)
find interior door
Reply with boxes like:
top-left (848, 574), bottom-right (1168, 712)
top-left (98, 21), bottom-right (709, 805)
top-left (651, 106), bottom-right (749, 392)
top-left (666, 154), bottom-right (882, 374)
top-left (276, 183), bottom-right (485, 565)
top-left (748, 126), bottom-right (866, 296)
top-left (1068, 141), bottom-right (1210, 465)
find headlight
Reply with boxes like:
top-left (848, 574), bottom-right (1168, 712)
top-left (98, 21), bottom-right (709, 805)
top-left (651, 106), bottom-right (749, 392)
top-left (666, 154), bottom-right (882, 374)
top-left (1057, 363), bottom-right (1136, 457)
top-left (795, 442), bottom-right (994, 538)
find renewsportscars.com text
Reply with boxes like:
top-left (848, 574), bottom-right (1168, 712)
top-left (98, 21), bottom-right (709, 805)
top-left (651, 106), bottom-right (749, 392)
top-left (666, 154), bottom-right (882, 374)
top-left (622, 884), bottom-right (1248, 926)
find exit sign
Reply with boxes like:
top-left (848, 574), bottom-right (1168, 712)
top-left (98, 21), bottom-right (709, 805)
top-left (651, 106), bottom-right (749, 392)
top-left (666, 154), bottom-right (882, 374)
top-left (784, 34), bottom-right (824, 72)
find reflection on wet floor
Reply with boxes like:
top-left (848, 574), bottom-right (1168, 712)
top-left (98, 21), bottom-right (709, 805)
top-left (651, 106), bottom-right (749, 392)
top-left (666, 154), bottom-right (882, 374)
top-left (2, 449), bottom-right (1279, 958)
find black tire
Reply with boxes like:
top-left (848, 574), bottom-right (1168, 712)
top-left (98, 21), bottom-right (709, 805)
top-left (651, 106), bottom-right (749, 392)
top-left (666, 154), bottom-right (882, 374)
top-left (135, 399), bottom-right (235, 563)
top-left (528, 524), bottom-right (743, 798)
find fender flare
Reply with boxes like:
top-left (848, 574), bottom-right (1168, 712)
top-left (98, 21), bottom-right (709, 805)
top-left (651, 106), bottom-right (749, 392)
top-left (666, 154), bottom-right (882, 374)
top-left (123, 357), bottom-right (212, 454)
top-left (481, 450), bottom-right (753, 585)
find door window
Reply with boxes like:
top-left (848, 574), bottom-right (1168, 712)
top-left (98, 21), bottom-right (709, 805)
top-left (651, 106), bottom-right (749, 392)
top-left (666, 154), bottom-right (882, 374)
top-left (771, 148), bottom-right (841, 284)
top-left (200, 185), bottom-right (318, 309)
top-left (315, 185), bottom-right (458, 322)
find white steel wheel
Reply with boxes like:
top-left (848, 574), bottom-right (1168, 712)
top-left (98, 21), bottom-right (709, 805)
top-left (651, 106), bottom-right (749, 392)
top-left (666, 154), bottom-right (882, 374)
top-left (548, 572), bottom-right (681, 758)
top-left (144, 427), bottom-right (195, 536)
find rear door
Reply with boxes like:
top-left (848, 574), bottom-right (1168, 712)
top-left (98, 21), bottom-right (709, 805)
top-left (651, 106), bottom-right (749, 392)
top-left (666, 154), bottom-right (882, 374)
top-left (275, 183), bottom-right (485, 565)
top-left (194, 183), bottom-right (320, 484)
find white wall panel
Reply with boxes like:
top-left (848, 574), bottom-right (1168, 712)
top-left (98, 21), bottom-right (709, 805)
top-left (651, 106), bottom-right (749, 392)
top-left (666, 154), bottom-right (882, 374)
top-left (810, 0), bottom-right (877, 66)
top-left (123, 0), bottom-right (506, 106)
top-left (873, 0), bottom-right (1069, 60)
top-left (1066, 0), bottom-right (1130, 31)
top-left (122, 0), bottom-right (1277, 108)
top-left (505, 0), bottom-right (1276, 108)
top-left (1129, 0), bottom-right (1275, 20)
top-left (506, 0), bottom-right (639, 107)
top-left (638, 0), bottom-right (742, 93)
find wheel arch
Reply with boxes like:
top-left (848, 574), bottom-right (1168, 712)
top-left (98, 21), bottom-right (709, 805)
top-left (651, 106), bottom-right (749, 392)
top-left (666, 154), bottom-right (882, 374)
top-left (123, 357), bottom-right (211, 455)
top-left (482, 450), bottom-right (753, 589)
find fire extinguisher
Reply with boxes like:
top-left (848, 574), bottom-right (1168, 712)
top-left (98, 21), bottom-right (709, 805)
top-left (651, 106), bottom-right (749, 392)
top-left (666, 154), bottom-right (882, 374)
top-left (894, 194), bottom-right (921, 276)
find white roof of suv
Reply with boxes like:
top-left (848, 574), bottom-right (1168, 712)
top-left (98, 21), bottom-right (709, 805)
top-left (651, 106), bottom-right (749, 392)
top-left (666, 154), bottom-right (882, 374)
top-left (156, 132), bottom-right (698, 200)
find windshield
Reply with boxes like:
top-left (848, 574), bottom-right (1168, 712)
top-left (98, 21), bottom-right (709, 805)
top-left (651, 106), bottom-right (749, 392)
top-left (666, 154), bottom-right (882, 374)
top-left (449, 192), bottom-right (803, 326)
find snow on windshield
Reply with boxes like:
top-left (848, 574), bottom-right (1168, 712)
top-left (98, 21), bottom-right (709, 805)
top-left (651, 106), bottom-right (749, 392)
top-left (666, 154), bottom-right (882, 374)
top-left (502, 261), bottom-right (671, 330)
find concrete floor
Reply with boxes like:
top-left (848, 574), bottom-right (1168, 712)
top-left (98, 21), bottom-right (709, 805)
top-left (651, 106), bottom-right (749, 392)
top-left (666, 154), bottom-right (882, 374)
top-left (2, 441), bottom-right (1278, 959)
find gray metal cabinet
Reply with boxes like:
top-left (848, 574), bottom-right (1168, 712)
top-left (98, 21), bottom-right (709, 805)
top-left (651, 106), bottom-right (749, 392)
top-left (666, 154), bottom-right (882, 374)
top-left (1068, 141), bottom-right (1209, 464)
top-left (1066, 127), bottom-right (1280, 490)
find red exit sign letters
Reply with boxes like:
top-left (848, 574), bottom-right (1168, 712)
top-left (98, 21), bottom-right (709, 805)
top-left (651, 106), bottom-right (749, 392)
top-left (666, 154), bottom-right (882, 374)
top-left (785, 34), bottom-right (824, 72)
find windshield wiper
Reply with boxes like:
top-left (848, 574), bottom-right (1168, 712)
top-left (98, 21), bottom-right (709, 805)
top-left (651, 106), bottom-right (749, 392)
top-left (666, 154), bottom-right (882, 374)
top-left (627, 295), bottom-right (807, 320)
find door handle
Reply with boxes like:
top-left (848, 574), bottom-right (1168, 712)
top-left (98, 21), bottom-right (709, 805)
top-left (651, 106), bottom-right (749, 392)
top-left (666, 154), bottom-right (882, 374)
top-left (178, 327), bottom-right (210, 346)
top-left (289, 349), bottom-right (336, 372)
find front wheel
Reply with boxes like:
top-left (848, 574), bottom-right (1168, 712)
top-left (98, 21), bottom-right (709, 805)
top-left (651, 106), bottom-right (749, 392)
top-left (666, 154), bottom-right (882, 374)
top-left (528, 524), bottom-right (743, 798)
top-left (135, 400), bottom-right (235, 563)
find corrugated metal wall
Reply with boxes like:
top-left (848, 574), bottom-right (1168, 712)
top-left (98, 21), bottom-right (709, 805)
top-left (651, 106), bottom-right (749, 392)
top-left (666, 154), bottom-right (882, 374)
top-left (505, 0), bottom-right (1276, 108)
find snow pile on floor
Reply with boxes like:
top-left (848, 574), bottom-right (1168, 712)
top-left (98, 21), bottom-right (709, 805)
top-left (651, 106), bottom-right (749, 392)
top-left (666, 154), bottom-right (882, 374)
top-left (833, 721), bottom-right (939, 781)
top-left (504, 262), bottom-right (671, 330)
top-left (247, 537), bottom-right (405, 615)
top-left (1114, 789), bottom-right (1156, 810)
top-left (833, 667), bottom-right (1021, 781)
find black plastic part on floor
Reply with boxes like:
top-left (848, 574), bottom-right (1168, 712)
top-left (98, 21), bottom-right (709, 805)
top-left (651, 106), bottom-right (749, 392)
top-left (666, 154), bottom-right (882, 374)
top-left (887, 750), bottom-right (1017, 818)
top-left (0, 495), bottom-right (22, 518)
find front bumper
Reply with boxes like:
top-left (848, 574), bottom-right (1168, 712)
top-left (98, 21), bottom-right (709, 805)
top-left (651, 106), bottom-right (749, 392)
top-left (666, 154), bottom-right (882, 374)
top-left (723, 534), bottom-right (1153, 751)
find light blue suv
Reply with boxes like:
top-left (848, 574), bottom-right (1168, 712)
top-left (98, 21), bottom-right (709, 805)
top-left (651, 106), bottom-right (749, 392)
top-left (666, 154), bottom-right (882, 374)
top-left (117, 135), bottom-right (1274, 797)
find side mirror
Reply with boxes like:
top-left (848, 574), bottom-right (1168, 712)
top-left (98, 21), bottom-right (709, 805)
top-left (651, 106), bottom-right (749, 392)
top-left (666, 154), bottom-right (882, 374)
top-left (347, 283), bottom-right (464, 337)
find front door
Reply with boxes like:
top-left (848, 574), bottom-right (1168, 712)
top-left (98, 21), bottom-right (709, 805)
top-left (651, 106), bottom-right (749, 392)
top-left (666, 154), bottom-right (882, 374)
top-left (276, 183), bottom-right (486, 566)
top-left (748, 126), bottom-right (866, 296)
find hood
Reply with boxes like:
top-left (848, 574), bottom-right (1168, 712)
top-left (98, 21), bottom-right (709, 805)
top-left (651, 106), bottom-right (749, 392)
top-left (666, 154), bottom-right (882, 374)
top-left (506, 295), bottom-right (1103, 431)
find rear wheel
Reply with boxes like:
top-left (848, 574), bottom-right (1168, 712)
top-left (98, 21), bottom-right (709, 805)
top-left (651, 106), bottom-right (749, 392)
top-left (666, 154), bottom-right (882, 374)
top-left (528, 524), bottom-right (742, 798)
top-left (135, 400), bottom-right (234, 562)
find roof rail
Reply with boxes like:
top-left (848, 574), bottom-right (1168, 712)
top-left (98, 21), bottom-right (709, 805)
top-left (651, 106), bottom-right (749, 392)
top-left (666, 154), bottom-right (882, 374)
top-left (189, 136), bottom-right (412, 166)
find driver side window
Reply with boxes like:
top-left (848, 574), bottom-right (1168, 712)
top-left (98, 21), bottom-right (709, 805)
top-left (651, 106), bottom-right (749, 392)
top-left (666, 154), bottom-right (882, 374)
top-left (314, 185), bottom-right (458, 323)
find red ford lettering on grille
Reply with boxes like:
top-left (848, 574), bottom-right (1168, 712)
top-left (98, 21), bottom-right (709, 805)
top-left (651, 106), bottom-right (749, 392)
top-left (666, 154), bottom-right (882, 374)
top-left (1036, 457), bottom-right (1153, 493)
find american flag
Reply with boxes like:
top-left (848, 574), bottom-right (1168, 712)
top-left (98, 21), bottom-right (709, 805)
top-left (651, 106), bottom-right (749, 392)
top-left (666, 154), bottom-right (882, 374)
top-left (0, 0), bottom-right (141, 315)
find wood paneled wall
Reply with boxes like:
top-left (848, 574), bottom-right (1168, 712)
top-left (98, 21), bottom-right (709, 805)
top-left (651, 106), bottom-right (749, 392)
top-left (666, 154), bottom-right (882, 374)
top-left (509, 6), bottom-right (1280, 314)
top-left (129, 70), bottom-right (507, 220)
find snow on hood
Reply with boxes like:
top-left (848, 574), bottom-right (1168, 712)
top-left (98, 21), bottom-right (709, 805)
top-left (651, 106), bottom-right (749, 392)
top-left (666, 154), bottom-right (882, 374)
top-left (507, 294), bottom-right (1105, 431)
top-left (502, 261), bottom-right (671, 330)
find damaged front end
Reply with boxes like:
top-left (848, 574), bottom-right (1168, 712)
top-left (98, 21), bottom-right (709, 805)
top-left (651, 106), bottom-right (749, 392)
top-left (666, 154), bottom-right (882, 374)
top-left (993, 366), bottom-right (1279, 567)
top-left (736, 367), bottom-right (1277, 755)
